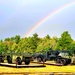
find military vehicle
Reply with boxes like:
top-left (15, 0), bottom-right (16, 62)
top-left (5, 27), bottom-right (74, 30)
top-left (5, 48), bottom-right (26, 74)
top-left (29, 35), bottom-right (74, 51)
top-left (0, 50), bottom-right (74, 66)
top-left (54, 50), bottom-right (71, 65)
top-left (32, 50), bottom-right (72, 65)
top-left (0, 52), bottom-right (32, 65)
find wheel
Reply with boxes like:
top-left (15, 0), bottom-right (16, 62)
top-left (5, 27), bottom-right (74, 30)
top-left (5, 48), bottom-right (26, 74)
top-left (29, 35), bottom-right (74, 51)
top-left (61, 59), bottom-right (67, 65)
top-left (16, 57), bottom-right (22, 65)
top-left (25, 58), bottom-right (30, 65)
top-left (66, 58), bottom-right (71, 65)
top-left (0, 56), bottom-right (4, 63)
top-left (37, 57), bottom-right (41, 62)
top-left (55, 58), bottom-right (61, 64)
top-left (7, 56), bottom-right (12, 64)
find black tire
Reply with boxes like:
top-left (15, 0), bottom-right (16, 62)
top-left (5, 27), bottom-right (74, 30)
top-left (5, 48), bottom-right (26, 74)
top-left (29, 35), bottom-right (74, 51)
top-left (37, 54), bottom-right (44, 62)
top-left (49, 57), bottom-right (53, 60)
top-left (66, 58), bottom-right (71, 65)
top-left (55, 58), bottom-right (61, 64)
top-left (25, 58), bottom-right (30, 65)
top-left (7, 56), bottom-right (12, 64)
top-left (0, 56), bottom-right (4, 63)
top-left (61, 59), bottom-right (67, 65)
top-left (1, 58), bottom-right (4, 62)
top-left (16, 57), bottom-right (22, 65)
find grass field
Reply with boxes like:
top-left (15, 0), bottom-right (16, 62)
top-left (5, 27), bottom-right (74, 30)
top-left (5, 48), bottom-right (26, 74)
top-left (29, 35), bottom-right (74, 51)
top-left (0, 64), bottom-right (75, 74)
top-left (0, 60), bottom-right (75, 75)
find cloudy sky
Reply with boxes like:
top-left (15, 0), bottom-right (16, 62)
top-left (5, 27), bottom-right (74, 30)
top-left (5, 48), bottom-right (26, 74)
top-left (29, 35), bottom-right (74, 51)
top-left (0, 0), bottom-right (75, 40)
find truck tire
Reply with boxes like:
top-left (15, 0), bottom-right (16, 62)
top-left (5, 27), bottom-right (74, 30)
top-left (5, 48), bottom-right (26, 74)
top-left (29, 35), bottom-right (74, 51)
top-left (16, 57), bottom-right (22, 65)
top-left (25, 58), bottom-right (30, 65)
top-left (7, 56), bottom-right (12, 64)
top-left (66, 58), bottom-right (71, 65)
top-left (0, 56), bottom-right (4, 63)
top-left (55, 58), bottom-right (61, 64)
top-left (61, 59), bottom-right (67, 65)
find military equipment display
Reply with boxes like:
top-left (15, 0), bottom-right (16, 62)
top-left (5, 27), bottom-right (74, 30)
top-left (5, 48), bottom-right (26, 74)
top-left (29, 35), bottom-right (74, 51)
top-left (0, 52), bottom-right (32, 65)
top-left (32, 50), bottom-right (72, 65)
top-left (0, 50), bottom-right (75, 66)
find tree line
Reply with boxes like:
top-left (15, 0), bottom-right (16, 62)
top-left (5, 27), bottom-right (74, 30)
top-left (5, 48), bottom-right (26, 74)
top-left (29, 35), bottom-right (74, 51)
top-left (0, 31), bottom-right (75, 55)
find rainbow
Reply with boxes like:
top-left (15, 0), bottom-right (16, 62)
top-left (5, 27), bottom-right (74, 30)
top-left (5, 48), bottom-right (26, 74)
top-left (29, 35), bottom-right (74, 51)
top-left (25, 1), bottom-right (75, 37)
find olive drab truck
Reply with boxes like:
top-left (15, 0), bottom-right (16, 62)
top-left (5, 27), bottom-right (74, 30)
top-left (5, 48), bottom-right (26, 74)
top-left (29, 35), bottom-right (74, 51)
top-left (0, 52), bottom-right (32, 65)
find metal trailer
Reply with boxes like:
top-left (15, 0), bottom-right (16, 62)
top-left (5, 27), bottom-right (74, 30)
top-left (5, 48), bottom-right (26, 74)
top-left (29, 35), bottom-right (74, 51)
top-left (0, 52), bottom-right (32, 65)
